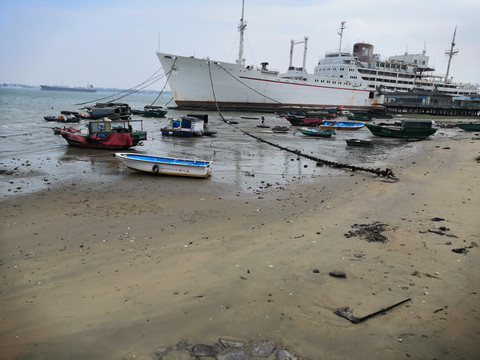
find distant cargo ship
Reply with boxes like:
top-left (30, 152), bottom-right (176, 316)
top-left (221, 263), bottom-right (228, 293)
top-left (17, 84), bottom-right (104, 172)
top-left (40, 84), bottom-right (97, 93)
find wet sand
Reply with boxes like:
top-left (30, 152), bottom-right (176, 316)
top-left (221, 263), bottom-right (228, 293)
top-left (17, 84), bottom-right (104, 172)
top-left (1, 132), bottom-right (479, 359)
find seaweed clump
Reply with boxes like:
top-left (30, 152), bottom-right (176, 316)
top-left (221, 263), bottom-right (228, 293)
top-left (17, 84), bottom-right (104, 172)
top-left (344, 222), bottom-right (389, 243)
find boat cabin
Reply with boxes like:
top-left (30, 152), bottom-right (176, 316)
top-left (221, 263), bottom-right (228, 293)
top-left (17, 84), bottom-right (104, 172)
top-left (87, 118), bottom-right (144, 136)
top-left (170, 116), bottom-right (205, 134)
top-left (88, 102), bottom-right (132, 119)
top-left (401, 119), bottom-right (434, 129)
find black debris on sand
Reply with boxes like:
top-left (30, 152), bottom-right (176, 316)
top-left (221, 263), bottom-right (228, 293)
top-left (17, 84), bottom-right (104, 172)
top-left (344, 222), bottom-right (389, 243)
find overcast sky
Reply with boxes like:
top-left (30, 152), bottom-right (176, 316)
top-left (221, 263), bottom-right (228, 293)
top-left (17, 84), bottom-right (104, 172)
top-left (1, 0), bottom-right (479, 90)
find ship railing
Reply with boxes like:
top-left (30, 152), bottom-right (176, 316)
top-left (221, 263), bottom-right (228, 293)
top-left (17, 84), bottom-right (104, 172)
top-left (324, 49), bottom-right (352, 57)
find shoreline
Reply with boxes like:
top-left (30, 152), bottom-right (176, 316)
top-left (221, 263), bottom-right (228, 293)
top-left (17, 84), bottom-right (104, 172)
top-left (1, 133), bottom-right (479, 359)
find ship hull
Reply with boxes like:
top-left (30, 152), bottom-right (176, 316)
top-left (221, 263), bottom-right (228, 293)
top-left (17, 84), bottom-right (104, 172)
top-left (157, 53), bottom-right (374, 111)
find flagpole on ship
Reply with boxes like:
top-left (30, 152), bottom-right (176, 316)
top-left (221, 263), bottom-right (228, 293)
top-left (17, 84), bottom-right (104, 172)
top-left (237, 0), bottom-right (246, 65)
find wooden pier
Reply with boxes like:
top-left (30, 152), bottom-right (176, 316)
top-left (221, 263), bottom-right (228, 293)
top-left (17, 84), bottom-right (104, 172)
top-left (383, 91), bottom-right (480, 117)
top-left (385, 105), bottom-right (479, 117)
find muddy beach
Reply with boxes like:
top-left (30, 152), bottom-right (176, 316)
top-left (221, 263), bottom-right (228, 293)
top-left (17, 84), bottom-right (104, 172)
top-left (1, 123), bottom-right (479, 359)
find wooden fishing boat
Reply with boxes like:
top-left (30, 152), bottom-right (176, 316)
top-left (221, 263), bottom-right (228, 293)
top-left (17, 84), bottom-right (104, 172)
top-left (132, 105), bottom-right (168, 118)
top-left (44, 111), bottom-right (80, 123)
top-left (347, 114), bottom-right (372, 121)
top-left (318, 120), bottom-right (365, 130)
top-left (345, 138), bottom-right (374, 147)
top-left (52, 127), bottom-right (81, 135)
top-left (457, 123), bottom-right (480, 131)
top-left (284, 111), bottom-right (334, 126)
top-left (85, 102), bottom-right (132, 120)
top-left (115, 153), bottom-right (213, 178)
top-left (56, 118), bottom-right (147, 149)
top-left (365, 119), bottom-right (437, 139)
top-left (284, 115), bottom-right (329, 126)
top-left (272, 126), bottom-right (289, 133)
top-left (366, 106), bottom-right (393, 119)
top-left (161, 116), bottom-right (216, 136)
top-left (298, 127), bottom-right (335, 137)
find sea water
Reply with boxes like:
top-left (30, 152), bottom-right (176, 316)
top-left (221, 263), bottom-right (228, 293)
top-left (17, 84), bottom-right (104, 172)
top-left (0, 87), bottom-right (411, 198)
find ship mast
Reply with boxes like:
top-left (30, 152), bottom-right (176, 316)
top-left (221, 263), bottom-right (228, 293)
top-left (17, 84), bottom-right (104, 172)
top-left (237, 0), bottom-right (246, 65)
top-left (444, 26), bottom-right (458, 84)
top-left (338, 21), bottom-right (346, 54)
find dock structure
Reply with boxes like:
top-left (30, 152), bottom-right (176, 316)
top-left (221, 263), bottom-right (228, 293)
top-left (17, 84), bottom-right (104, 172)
top-left (383, 91), bottom-right (480, 117)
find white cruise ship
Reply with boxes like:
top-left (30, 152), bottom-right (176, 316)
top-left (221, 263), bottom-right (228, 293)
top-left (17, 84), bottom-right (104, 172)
top-left (156, 2), bottom-right (479, 111)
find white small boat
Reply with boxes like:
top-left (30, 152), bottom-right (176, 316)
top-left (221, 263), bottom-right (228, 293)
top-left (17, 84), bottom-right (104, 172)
top-left (115, 153), bottom-right (213, 178)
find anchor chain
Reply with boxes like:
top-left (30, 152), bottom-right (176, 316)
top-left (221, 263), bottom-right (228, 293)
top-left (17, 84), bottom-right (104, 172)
top-left (206, 61), bottom-right (398, 181)
top-left (237, 127), bottom-right (398, 181)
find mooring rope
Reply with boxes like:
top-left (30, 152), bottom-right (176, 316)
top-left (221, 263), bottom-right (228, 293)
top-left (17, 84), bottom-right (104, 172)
top-left (74, 68), bottom-right (170, 106)
top-left (207, 61), bottom-right (226, 122)
top-left (208, 62), bottom-right (399, 180)
top-left (150, 57), bottom-right (177, 106)
top-left (214, 62), bottom-right (283, 105)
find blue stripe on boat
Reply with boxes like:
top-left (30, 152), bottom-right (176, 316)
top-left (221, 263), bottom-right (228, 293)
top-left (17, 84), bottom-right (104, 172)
top-left (124, 154), bottom-right (210, 167)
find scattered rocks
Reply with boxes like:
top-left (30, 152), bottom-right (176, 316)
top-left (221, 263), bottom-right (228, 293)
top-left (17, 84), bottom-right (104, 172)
top-left (425, 223), bottom-right (459, 238)
top-left (411, 271), bottom-right (440, 279)
top-left (192, 344), bottom-right (219, 357)
top-left (451, 242), bottom-right (478, 255)
top-left (329, 270), bottom-right (346, 278)
top-left (344, 222), bottom-right (389, 243)
top-left (0, 169), bottom-right (14, 175)
top-left (152, 338), bottom-right (310, 360)
top-left (453, 247), bottom-right (469, 254)
top-left (250, 341), bottom-right (275, 357)
top-left (428, 229), bottom-right (446, 236)
top-left (275, 349), bottom-right (298, 360)
top-left (217, 349), bottom-right (248, 360)
top-left (219, 339), bottom-right (244, 348)
top-left (433, 306), bottom-right (448, 313)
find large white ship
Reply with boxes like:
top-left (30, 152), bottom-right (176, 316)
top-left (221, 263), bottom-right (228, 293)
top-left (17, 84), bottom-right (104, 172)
top-left (156, 2), bottom-right (479, 112)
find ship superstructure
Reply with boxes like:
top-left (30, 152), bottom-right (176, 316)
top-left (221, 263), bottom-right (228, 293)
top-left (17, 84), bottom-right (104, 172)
top-left (315, 25), bottom-right (479, 100)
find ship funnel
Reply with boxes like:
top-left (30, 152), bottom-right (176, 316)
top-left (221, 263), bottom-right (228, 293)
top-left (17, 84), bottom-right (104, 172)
top-left (353, 43), bottom-right (374, 62)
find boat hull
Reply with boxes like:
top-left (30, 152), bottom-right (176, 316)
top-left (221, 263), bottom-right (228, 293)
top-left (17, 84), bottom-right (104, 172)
top-left (347, 115), bottom-right (372, 121)
top-left (44, 115), bottom-right (79, 123)
top-left (298, 128), bottom-right (335, 137)
top-left (365, 123), bottom-right (437, 139)
top-left (157, 53), bottom-right (373, 111)
top-left (132, 106), bottom-right (168, 118)
top-left (346, 139), bottom-right (374, 147)
top-left (318, 120), bottom-right (365, 130)
top-left (59, 130), bottom-right (147, 149)
top-left (285, 116), bottom-right (330, 126)
top-left (115, 153), bottom-right (212, 178)
top-left (457, 123), bottom-right (480, 131)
